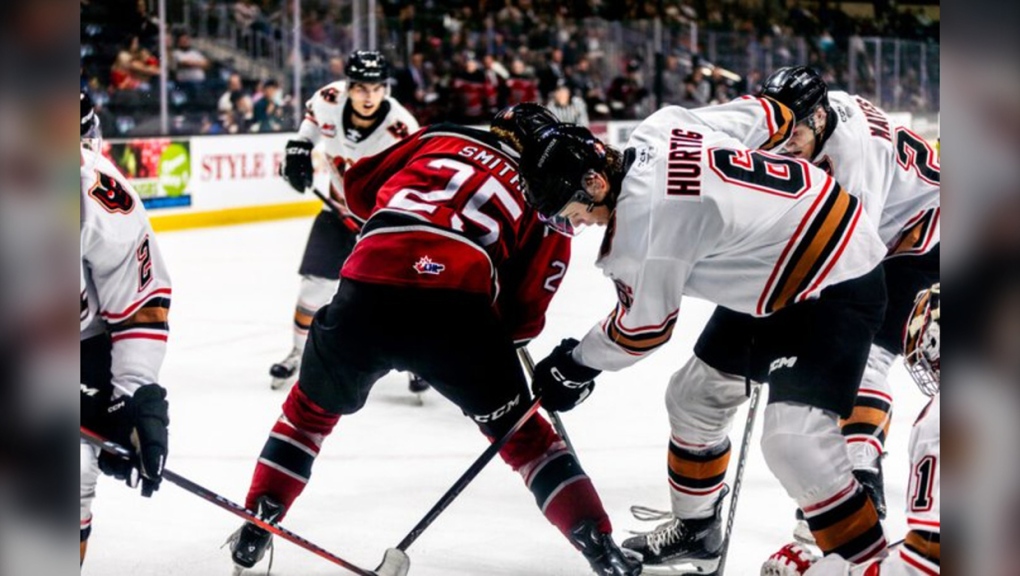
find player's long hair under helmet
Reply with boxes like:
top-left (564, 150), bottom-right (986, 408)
top-left (903, 283), bottom-right (940, 396)
top-left (519, 124), bottom-right (608, 218)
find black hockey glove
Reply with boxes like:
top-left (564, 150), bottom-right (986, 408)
top-left (282, 139), bottom-right (314, 192)
top-left (98, 384), bottom-right (169, 497)
top-left (531, 339), bottom-right (601, 413)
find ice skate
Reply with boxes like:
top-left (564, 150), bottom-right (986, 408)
top-left (623, 486), bottom-right (728, 575)
top-left (569, 520), bottom-right (643, 576)
top-left (269, 348), bottom-right (301, 390)
top-left (226, 496), bottom-right (284, 573)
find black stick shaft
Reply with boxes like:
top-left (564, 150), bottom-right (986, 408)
top-left (517, 347), bottom-right (576, 454)
top-left (80, 427), bottom-right (375, 576)
top-left (395, 399), bottom-right (542, 552)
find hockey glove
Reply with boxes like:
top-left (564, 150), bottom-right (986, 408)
top-left (282, 139), bottom-right (314, 192)
top-left (531, 338), bottom-right (600, 413)
top-left (761, 543), bottom-right (821, 576)
top-left (98, 384), bottom-right (169, 497)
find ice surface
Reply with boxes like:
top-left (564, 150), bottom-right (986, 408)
top-left (84, 216), bottom-right (926, 575)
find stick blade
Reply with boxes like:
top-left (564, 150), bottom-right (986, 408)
top-left (373, 548), bottom-right (410, 576)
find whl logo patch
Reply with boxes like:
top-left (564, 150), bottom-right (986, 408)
top-left (769, 356), bottom-right (798, 373)
top-left (413, 256), bottom-right (445, 275)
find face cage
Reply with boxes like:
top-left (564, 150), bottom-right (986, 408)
top-left (905, 352), bottom-right (939, 396)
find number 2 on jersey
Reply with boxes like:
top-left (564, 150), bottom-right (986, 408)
top-left (388, 158), bottom-right (522, 246)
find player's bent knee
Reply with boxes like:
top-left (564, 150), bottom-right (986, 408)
top-left (760, 401), bottom-right (852, 503)
top-left (666, 356), bottom-right (748, 444)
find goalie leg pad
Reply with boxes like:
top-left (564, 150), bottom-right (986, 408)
top-left (761, 401), bottom-right (887, 563)
top-left (246, 386), bottom-right (340, 513)
top-left (493, 413), bottom-right (612, 538)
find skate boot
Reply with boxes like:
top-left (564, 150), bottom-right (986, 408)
top-left (227, 496), bottom-right (285, 573)
top-left (569, 520), bottom-right (643, 576)
top-left (270, 348), bottom-right (301, 390)
top-left (622, 486), bottom-right (729, 575)
top-left (408, 373), bottom-right (431, 404)
top-left (854, 466), bottom-right (887, 520)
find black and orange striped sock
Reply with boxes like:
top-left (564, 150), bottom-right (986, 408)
top-left (802, 479), bottom-right (887, 563)
top-left (840, 387), bottom-right (892, 462)
top-left (668, 437), bottom-right (731, 516)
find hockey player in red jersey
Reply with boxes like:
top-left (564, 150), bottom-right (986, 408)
top-left (762, 283), bottom-right (941, 576)
top-left (80, 92), bottom-right (171, 565)
top-left (227, 120), bottom-right (640, 576)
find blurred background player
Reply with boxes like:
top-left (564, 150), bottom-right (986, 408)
top-left (80, 91), bottom-right (171, 565)
top-left (762, 283), bottom-right (940, 575)
top-left (759, 66), bottom-right (940, 533)
top-left (519, 119), bottom-right (890, 574)
top-left (227, 120), bottom-right (639, 576)
top-left (271, 50), bottom-right (420, 391)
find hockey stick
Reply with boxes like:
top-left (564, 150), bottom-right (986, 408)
top-left (376, 397), bottom-right (545, 575)
top-left (713, 382), bottom-right (763, 576)
top-left (516, 347), bottom-right (576, 454)
top-left (306, 186), bottom-right (363, 234)
top-left (79, 427), bottom-right (377, 576)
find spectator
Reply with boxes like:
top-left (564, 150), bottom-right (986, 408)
top-left (505, 57), bottom-right (539, 106)
top-left (709, 67), bottom-right (733, 104)
top-left (395, 52), bottom-right (429, 109)
top-left (218, 73), bottom-right (247, 116)
top-left (682, 65), bottom-right (711, 106)
top-left (538, 47), bottom-right (567, 98)
top-left (546, 78), bottom-right (589, 126)
top-left (172, 32), bottom-right (209, 85)
top-left (110, 37), bottom-right (159, 91)
top-left (450, 55), bottom-right (488, 124)
top-left (660, 54), bottom-right (687, 105)
top-left (251, 79), bottom-right (286, 132)
top-left (606, 58), bottom-right (649, 119)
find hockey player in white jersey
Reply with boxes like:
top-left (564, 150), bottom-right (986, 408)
top-left (80, 92), bottom-right (171, 565)
top-left (758, 67), bottom-right (940, 528)
top-left (271, 50), bottom-right (419, 390)
top-left (519, 118), bottom-right (891, 573)
top-left (762, 283), bottom-right (941, 576)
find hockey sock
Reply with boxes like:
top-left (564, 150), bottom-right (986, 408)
top-left (801, 477), bottom-right (887, 563)
top-left (841, 345), bottom-right (895, 468)
top-left (494, 414), bottom-right (612, 538)
top-left (246, 385), bottom-right (340, 514)
top-left (668, 436), bottom-right (731, 519)
top-left (292, 303), bottom-right (315, 352)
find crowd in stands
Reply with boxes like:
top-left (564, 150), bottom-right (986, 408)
top-left (81, 0), bottom-right (938, 137)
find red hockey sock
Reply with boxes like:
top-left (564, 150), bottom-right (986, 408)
top-left (495, 414), bottom-right (612, 539)
top-left (245, 385), bottom-right (341, 514)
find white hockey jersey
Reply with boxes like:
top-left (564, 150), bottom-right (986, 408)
top-left (665, 95), bottom-right (796, 151)
top-left (81, 147), bottom-right (171, 398)
top-left (807, 394), bottom-right (941, 576)
top-left (814, 92), bottom-right (940, 256)
top-left (297, 80), bottom-right (419, 208)
top-left (573, 112), bottom-right (888, 371)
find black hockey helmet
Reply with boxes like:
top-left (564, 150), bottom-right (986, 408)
top-left (759, 66), bottom-right (828, 124)
top-left (490, 103), bottom-right (559, 153)
top-left (519, 124), bottom-right (607, 218)
top-left (345, 50), bottom-right (391, 84)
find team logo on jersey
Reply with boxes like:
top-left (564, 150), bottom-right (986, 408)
top-left (613, 278), bottom-right (634, 311)
top-left (321, 123), bottom-right (337, 138)
top-left (413, 256), bottom-right (445, 275)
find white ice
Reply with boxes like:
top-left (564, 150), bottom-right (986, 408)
top-left (84, 216), bottom-right (927, 576)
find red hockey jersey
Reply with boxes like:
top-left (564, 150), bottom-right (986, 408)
top-left (341, 124), bottom-right (570, 343)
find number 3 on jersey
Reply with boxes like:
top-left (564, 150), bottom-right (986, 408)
top-left (388, 158), bottom-right (522, 246)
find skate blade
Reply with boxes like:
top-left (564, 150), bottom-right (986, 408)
top-left (641, 558), bottom-right (719, 575)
